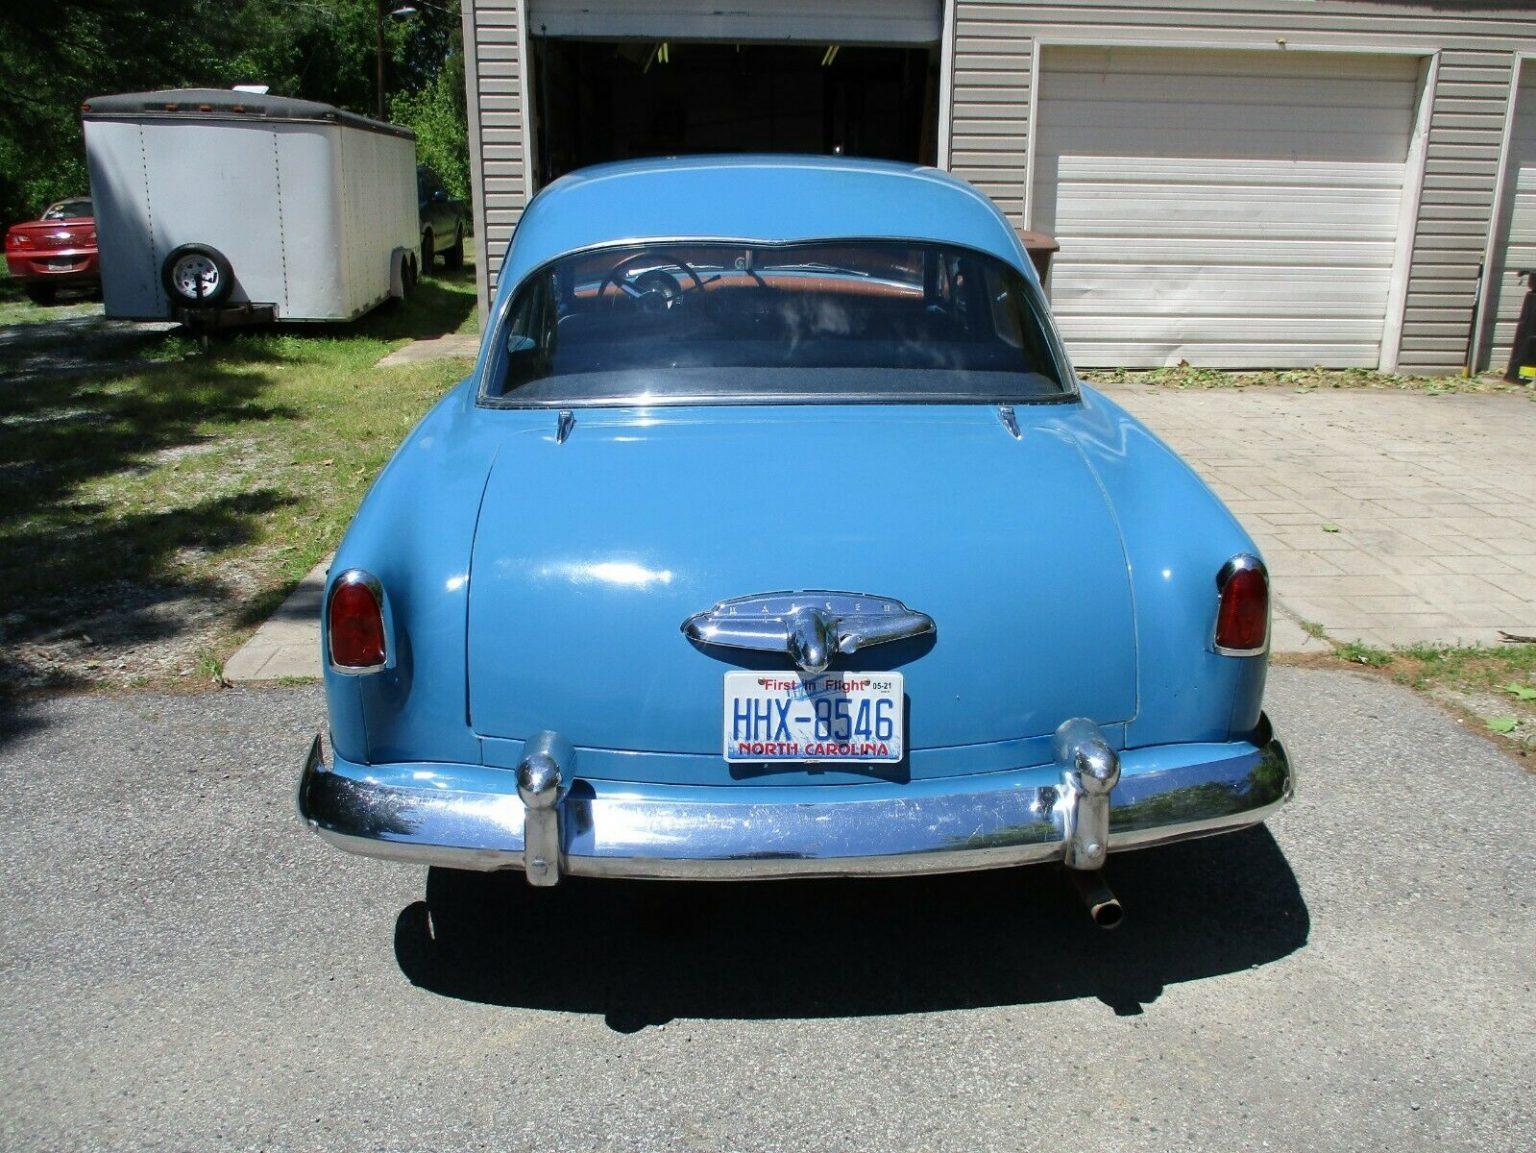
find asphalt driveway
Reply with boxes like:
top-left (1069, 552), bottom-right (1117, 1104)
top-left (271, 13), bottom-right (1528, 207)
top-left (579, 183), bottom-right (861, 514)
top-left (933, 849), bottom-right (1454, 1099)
top-left (1, 669), bottom-right (1533, 1152)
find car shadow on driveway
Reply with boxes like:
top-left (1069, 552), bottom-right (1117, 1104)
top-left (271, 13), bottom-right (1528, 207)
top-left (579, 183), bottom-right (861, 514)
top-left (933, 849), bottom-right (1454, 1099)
top-left (393, 825), bottom-right (1307, 1030)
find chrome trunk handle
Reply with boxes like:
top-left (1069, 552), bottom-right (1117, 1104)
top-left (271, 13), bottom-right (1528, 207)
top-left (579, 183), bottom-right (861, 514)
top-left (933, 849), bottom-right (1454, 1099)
top-left (682, 591), bottom-right (935, 674)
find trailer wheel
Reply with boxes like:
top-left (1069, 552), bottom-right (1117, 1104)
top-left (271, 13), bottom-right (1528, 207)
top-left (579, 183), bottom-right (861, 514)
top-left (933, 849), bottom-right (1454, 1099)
top-left (162, 244), bottom-right (233, 307)
top-left (442, 225), bottom-right (464, 270)
top-left (420, 230), bottom-right (435, 276)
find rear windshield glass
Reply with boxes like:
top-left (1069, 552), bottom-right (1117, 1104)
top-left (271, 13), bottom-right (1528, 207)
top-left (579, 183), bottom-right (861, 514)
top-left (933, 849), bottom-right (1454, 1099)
top-left (42, 200), bottom-right (91, 220)
top-left (481, 241), bottom-right (1069, 406)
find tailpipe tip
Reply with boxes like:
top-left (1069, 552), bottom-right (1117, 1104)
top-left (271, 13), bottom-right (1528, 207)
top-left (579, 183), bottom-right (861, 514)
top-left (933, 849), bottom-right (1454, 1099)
top-left (1067, 868), bottom-right (1124, 930)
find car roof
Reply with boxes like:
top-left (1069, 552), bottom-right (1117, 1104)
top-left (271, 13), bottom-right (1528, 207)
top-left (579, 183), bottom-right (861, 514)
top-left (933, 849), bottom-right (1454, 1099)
top-left (495, 154), bottom-right (1032, 303)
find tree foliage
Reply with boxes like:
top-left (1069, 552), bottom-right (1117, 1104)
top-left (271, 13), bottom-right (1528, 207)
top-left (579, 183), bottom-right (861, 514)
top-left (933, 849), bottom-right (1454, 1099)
top-left (389, 55), bottom-right (468, 201)
top-left (0, 0), bottom-right (467, 223)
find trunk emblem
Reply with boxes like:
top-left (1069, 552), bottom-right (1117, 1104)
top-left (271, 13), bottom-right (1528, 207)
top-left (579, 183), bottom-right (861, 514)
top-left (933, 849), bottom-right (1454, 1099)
top-left (682, 591), bottom-right (936, 674)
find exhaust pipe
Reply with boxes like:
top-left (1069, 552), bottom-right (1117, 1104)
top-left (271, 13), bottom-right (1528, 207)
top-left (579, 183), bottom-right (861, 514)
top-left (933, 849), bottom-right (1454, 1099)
top-left (1067, 868), bottom-right (1123, 930)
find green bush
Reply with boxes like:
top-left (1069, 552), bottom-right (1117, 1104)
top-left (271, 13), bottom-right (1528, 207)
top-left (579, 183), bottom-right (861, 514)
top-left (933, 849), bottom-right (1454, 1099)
top-left (391, 57), bottom-right (469, 205)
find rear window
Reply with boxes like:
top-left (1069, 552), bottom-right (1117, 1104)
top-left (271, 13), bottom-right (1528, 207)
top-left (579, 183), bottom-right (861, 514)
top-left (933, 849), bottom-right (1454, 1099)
top-left (42, 200), bottom-right (91, 221)
top-left (481, 241), bottom-right (1070, 406)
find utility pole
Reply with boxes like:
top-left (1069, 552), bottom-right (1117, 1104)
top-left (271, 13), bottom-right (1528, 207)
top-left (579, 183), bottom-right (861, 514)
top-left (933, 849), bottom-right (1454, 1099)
top-left (375, 0), bottom-right (386, 120)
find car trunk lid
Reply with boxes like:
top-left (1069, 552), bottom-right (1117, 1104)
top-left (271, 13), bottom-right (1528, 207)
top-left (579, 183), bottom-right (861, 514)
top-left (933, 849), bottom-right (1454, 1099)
top-left (8, 219), bottom-right (95, 251)
top-left (467, 404), bottom-right (1136, 761)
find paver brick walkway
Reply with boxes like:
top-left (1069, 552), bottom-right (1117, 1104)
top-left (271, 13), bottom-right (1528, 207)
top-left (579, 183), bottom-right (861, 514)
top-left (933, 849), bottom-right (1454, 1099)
top-left (1102, 384), bottom-right (1536, 650)
top-left (223, 560), bottom-right (328, 681)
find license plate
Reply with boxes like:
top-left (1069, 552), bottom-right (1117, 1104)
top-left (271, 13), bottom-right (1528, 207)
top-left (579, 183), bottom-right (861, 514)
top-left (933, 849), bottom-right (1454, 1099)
top-left (44, 259), bottom-right (78, 270)
top-left (722, 671), bottom-right (903, 763)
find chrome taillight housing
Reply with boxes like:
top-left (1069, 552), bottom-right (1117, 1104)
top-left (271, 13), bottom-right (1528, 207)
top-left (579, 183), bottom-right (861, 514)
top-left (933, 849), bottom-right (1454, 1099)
top-left (327, 569), bottom-right (388, 673)
top-left (1214, 555), bottom-right (1269, 656)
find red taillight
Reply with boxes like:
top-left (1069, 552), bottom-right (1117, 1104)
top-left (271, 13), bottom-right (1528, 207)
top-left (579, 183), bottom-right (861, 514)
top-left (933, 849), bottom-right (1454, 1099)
top-left (1215, 558), bottom-right (1269, 654)
top-left (328, 575), bottom-right (386, 670)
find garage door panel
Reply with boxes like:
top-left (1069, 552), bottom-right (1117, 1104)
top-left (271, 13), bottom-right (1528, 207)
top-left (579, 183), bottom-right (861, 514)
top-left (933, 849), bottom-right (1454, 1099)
top-left (1039, 127), bottom-right (1410, 165)
top-left (1508, 184), bottom-right (1536, 244)
top-left (1061, 316), bottom-right (1386, 341)
top-left (1049, 188), bottom-right (1406, 236)
top-left (1051, 267), bottom-right (1395, 318)
top-left (1039, 104), bottom-right (1414, 151)
top-left (1047, 45), bottom-right (1417, 86)
top-left (1068, 341), bottom-right (1383, 370)
top-left (1063, 237), bottom-right (1397, 268)
top-left (1034, 45), bottom-right (1420, 368)
top-left (1049, 156), bottom-right (1409, 190)
top-left (527, 0), bottom-right (940, 43)
top-left (1039, 71), bottom-right (1417, 110)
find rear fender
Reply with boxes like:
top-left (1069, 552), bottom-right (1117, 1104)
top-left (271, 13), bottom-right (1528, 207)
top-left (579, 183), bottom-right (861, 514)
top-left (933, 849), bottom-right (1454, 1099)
top-left (323, 380), bottom-right (494, 766)
top-left (1068, 385), bottom-right (1268, 746)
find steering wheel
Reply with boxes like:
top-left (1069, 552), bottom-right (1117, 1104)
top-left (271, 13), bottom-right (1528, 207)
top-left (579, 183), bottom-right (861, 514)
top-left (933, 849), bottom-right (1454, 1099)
top-left (597, 251), bottom-right (707, 312)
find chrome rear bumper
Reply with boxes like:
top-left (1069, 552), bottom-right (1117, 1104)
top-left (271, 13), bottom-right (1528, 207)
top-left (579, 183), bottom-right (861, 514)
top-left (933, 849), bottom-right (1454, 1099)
top-left (298, 717), bottom-right (1292, 882)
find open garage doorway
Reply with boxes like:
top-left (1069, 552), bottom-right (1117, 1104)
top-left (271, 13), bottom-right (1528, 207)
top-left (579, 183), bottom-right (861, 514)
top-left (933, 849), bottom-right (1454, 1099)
top-left (529, 39), bottom-right (939, 188)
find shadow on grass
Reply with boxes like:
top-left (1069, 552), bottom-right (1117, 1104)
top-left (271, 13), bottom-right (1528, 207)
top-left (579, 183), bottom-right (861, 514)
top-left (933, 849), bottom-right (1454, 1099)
top-left (395, 825), bottom-right (1307, 1030)
top-left (372, 266), bottom-right (477, 342)
top-left (0, 340), bottom-right (300, 707)
top-left (297, 265), bottom-right (478, 346)
top-left (0, 275), bottom-right (475, 736)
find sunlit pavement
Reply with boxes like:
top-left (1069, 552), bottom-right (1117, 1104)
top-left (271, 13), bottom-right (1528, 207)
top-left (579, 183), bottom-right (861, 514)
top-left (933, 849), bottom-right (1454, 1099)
top-left (1107, 384), bottom-right (1536, 650)
top-left (0, 668), bottom-right (1532, 1151)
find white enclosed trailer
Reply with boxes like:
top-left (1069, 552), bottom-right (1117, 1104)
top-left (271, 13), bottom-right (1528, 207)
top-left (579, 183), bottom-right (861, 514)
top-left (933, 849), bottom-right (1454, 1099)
top-left (82, 88), bottom-right (419, 326)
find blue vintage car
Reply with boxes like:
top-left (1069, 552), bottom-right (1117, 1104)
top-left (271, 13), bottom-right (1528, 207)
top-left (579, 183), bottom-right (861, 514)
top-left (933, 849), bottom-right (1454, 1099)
top-left (299, 155), bottom-right (1291, 928)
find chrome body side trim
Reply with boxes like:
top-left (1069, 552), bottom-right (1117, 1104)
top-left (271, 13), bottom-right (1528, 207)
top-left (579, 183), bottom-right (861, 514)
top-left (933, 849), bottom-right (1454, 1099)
top-left (297, 718), bottom-right (1293, 881)
top-left (682, 591), bottom-right (936, 674)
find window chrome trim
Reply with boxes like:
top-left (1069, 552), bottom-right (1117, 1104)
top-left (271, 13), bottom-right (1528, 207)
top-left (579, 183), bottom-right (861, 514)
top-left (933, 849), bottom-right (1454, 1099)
top-left (325, 568), bottom-right (392, 676)
top-left (475, 236), bottom-right (1081, 411)
top-left (1212, 554), bottom-right (1270, 657)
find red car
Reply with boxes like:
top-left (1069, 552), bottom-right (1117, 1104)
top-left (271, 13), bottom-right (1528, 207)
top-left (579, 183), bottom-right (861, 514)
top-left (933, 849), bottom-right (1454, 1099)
top-left (5, 198), bottom-right (98, 303)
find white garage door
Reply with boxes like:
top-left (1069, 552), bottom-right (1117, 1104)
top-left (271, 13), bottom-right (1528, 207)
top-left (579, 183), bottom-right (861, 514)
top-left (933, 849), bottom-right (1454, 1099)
top-left (1031, 47), bottom-right (1422, 368)
top-left (528, 0), bottom-right (940, 43)
top-left (1488, 65), bottom-right (1536, 370)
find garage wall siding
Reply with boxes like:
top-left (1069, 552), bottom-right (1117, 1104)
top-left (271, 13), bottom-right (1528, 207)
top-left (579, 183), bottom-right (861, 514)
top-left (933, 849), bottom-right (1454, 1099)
top-left (1485, 61), bottom-right (1535, 370)
top-left (950, 2), bottom-right (1032, 223)
top-left (463, 0), bottom-right (526, 314)
top-left (945, 1), bottom-right (1536, 372)
top-left (464, 1), bottom-right (1536, 367)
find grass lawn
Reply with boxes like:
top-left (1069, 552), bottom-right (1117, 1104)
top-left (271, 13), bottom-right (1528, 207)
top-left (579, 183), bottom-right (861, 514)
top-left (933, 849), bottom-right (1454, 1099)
top-left (0, 264), bottom-right (478, 692)
top-left (0, 274), bottom-right (102, 326)
top-left (1281, 632), bottom-right (1536, 760)
top-left (1085, 363), bottom-right (1533, 398)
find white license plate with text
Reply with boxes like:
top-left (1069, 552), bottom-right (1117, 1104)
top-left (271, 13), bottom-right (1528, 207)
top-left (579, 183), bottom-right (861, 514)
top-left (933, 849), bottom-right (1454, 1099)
top-left (722, 671), bottom-right (903, 763)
